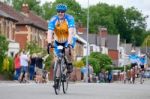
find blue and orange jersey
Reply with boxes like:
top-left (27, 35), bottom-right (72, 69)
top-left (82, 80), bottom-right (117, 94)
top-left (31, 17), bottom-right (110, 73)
top-left (48, 14), bottom-right (75, 43)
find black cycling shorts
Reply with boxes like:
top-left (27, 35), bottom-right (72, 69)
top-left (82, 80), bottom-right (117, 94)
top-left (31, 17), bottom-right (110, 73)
top-left (131, 63), bottom-right (137, 68)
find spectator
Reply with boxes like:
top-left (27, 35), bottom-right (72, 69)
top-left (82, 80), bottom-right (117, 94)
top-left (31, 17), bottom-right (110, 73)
top-left (108, 71), bottom-right (112, 83)
top-left (88, 64), bottom-right (94, 82)
top-left (19, 50), bottom-right (29, 82)
top-left (35, 53), bottom-right (43, 83)
top-left (29, 53), bottom-right (36, 80)
top-left (14, 52), bottom-right (21, 80)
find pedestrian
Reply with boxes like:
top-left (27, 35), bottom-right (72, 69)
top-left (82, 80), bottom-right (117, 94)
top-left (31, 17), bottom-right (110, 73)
top-left (29, 53), bottom-right (36, 80)
top-left (14, 52), bottom-right (21, 80)
top-left (35, 53), bottom-right (43, 83)
top-left (19, 50), bottom-right (29, 82)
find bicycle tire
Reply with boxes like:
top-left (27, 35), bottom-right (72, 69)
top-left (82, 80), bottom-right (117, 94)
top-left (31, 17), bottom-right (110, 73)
top-left (53, 61), bottom-right (61, 95)
top-left (62, 73), bottom-right (69, 94)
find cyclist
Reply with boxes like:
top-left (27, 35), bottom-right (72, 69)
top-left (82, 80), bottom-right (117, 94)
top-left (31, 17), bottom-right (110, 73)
top-left (47, 4), bottom-right (76, 74)
top-left (128, 49), bottom-right (139, 69)
top-left (128, 49), bottom-right (139, 83)
top-left (139, 54), bottom-right (147, 71)
top-left (138, 54), bottom-right (147, 83)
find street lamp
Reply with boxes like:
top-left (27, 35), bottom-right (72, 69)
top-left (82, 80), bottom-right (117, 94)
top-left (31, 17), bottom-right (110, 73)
top-left (86, 0), bottom-right (90, 83)
top-left (123, 39), bottom-right (126, 83)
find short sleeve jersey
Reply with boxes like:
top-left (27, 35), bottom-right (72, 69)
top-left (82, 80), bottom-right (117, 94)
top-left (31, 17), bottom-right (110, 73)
top-left (48, 14), bottom-right (75, 43)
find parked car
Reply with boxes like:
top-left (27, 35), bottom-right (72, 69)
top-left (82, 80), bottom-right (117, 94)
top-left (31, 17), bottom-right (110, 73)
top-left (143, 70), bottom-right (150, 78)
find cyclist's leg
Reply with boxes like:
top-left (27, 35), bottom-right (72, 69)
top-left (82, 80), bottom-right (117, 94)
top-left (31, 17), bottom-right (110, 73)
top-left (140, 65), bottom-right (145, 84)
top-left (65, 43), bottom-right (73, 73)
top-left (54, 42), bottom-right (61, 78)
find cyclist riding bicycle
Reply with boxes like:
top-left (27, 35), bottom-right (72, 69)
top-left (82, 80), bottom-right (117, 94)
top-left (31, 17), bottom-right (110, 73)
top-left (47, 4), bottom-right (76, 74)
top-left (138, 54), bottom-right (147, 84)
top-left (139, 54), bottom-right (147, 71)
top-left (128, 49), bottom-right (139, 69)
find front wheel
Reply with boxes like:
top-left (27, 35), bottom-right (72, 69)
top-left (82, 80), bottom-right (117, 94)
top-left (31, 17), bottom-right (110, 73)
top-left (62, 73), bottom-right (69, 94)
top-left (53, 61), bottom-right (61, 95)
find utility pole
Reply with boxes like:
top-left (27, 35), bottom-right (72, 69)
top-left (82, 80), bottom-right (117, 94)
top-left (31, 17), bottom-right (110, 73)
top-left (86, 0), bottom-right (90, 83)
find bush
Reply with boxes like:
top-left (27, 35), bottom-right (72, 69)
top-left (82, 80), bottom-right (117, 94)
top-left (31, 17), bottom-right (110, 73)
top-left (1, 56), bottom-right (14, 80)
top-left (82, 57), bottom-right (100, 74)
top-left (0, 35), bottom-right (8, 73)
top-left (73, 60), bottom-right (84, 68)
top-left (44, 54), bottom-right (53, 71)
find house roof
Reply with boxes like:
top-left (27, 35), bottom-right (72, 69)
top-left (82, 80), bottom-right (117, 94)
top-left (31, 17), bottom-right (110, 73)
top-left (0, 2), bottom-right (47, 31)
top-left (78, 33), bottom-right (101, 45)
top-left (107, 35), bottom-right (119, 50)
top-left (0, 10), bottom-right (17, 21)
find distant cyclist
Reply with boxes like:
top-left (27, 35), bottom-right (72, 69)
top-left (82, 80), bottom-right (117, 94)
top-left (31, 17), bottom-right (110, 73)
top-left (138, 54), bottom-right (147, 71)
top-left (128, 49), bottom-right (139, 69)
top-left (128, 49), bottom-right (139, 83)
top-left (138, 54), bottom-right (147, 84)
top-left (47, 4), bottom-right (76, 74)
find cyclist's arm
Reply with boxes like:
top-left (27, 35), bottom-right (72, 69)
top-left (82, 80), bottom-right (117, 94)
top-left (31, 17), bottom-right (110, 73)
top-left (68, 28), bottom-right (74, 44)
top-left (47, 16), bottom-right (57, 43)
top-left (47, 29), bottom-right (53, 44)
top-left (66, 14), bottom-right (75, 45)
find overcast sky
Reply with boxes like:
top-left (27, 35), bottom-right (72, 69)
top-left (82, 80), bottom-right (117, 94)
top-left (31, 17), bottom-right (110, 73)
top-left (41, 0), bottom-right (150, 30)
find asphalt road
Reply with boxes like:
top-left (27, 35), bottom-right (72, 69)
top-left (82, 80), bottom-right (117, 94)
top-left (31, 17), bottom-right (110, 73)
top-left (0, 79), bottom-right (150, 99)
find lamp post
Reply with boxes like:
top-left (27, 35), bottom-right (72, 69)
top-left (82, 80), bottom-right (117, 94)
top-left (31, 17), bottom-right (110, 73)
top-left (86, 0), bottom-right (90, 83)
top-left (123, 39), bottom-right (126, 83)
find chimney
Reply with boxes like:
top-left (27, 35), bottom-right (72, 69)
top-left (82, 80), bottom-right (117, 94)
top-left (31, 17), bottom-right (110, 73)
top-left (99, 27), bottom-right (108, 38)
top-left (21, 3), bottom-right (29, 13)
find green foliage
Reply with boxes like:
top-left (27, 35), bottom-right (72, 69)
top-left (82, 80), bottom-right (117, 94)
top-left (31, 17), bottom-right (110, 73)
top-left (112, 65), bottom-right (131, 72)
top-left (82, 57), bottom-right (99, 74)
top-left (1, 56), bottom-right (14, 80)
top-left (43, 0), bottom-right (84, 22)
top-left (5, 0), bottom-right (148, 46)
top-left (142, 35), bottom-right (150, 47)
top-left (12, 0), bottom-right (43, 16)
top-left (44, 54), bottom-right (53, 71)
top-left (90, 52), bottom-right (112, 69)
top-left (73, 60), bottom-right (84, 68)
top-left (25, 41), bottom-right (43, 54)
top-left (82, 52), bottom-right (112, 74)
top-left (0, 35), bottom-right (9, 73)
top-left (88, 3), bottom-right (147, 46)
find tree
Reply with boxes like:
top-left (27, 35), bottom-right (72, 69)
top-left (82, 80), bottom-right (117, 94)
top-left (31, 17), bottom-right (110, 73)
top-left (25, 41), bottom-right (43, 54)
top-left (85, 3), bottom-right (147, 46)
top-left (11, 0), bottom-right (43, 16)
top-left (42, 0), bottom-right (84, 23)
top-left (82, 52), bottom-right (112, 74)
top-left (0, 35), bottom-right (9, 73)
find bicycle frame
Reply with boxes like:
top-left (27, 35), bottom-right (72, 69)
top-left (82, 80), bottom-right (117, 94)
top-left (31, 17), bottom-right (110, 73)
top-left (53, 45), bottom-right (69, 95)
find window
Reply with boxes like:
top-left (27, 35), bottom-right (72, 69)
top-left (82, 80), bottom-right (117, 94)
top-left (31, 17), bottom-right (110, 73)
top-left (90, 46), bottom-right (93, 52)
top-left (10, 52), bottom-right (14, 57)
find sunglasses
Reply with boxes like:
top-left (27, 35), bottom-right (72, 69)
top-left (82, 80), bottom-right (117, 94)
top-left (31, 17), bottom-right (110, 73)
top-left (57, 11), bottom-right (65, 13)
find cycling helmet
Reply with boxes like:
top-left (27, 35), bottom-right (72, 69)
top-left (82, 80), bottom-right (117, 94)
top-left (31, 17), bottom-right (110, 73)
top-left (56, 4), bottom-right (67, 12)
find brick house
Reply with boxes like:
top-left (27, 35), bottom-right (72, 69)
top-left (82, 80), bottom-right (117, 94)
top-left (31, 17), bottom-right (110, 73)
top-left (77, 26), bottom-right (121, 66)
top-left (15, 4), bottom-right (48, 49)
top-left (0, 2), bottom-right (48, 50)
top-left (0, 2), bottom-right (20, 56)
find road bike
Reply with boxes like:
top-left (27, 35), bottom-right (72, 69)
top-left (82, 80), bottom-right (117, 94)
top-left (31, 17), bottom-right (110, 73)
top-left (51, 45), bottom-right (71, 95)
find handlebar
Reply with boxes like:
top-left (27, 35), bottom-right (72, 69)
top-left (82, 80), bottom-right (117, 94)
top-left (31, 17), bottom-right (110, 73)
top-left (48, 45), bottom-right (72, 55)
